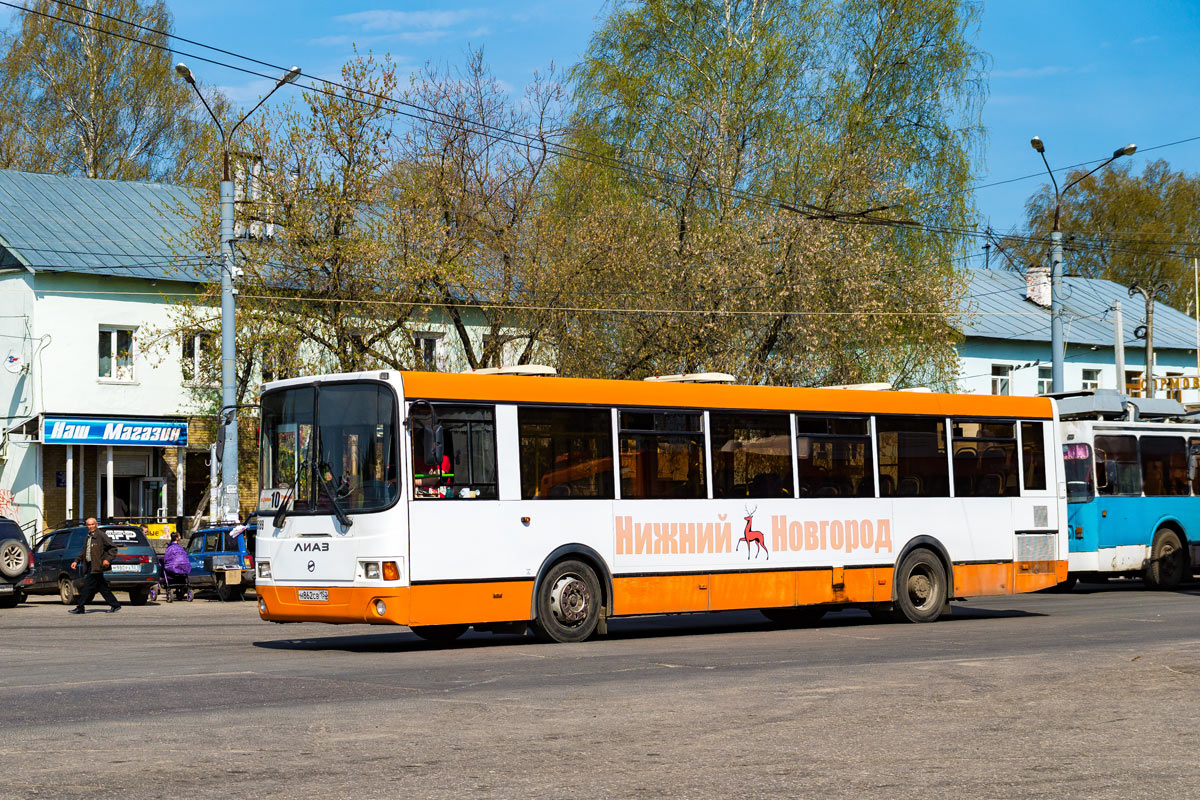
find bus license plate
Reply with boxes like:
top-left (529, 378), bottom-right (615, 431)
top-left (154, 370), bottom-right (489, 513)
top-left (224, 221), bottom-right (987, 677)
top-left (298, 589), bottom-right (328, 602)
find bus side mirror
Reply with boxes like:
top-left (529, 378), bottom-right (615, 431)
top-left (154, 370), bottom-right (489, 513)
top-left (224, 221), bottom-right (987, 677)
top-left (423, 423), bottom-right (444, 466)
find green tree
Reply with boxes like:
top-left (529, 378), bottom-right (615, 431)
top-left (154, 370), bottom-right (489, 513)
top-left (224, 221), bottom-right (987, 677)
top-left (0, 0), bottom-right (218, 182)
top-left (551, 0), bottom-right (985, 386)
top-left (1019, 159), bottom-right (1200, 313)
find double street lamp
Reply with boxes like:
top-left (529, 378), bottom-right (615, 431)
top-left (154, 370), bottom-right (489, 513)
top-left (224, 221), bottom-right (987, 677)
top-left (176, 62), bottom-right (301, 521)
top-left (1029, 136), bottom-right (1137, 393)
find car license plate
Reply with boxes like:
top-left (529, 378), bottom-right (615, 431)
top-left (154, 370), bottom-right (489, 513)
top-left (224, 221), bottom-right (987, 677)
top-left (298, 589), bottom-right (328, 602)
top-left (111, 564), bottom-right (139, 573)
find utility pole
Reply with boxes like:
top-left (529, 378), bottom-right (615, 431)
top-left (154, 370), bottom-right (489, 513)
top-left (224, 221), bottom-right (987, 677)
top-left (1030, 137), bottom-right (1136, 393)
top-left (1112, 299), bottom-right (1125, 393)
top-left (176, 63), bottom-right (301, 521)
top-left (1130, 281), bottom-right (1170, 399)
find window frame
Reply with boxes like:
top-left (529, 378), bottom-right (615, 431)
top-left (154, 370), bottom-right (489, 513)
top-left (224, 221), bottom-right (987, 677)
top-left (991, 364), bottom-right (1012, 396)
top-left (517, 405), bottom-right (615, 500)
top-left (793, 413), bottom-right (873, 499)
top-left (98, 325), bottom-right (137, 383)
top-left (617, 408), bottom-right (708, 500)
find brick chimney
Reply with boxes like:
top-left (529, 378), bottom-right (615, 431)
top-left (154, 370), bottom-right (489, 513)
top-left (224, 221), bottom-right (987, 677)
top-left (1026, 265), bottom-right (1051, 307)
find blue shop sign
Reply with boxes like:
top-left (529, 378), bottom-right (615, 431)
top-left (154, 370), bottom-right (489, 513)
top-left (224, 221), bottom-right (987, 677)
top-left (43, 417), bottom-right (188, 447)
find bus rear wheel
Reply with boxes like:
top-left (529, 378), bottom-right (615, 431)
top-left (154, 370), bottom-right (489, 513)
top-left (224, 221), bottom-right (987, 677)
top-left (1144, 529), bottom-right (1186, 590)
top-left (410, 624), bottom-right (469, 641)
top-left (893, 549), bottom-right (947, 623)
top-left (533, 559), bottom-right (601, 643)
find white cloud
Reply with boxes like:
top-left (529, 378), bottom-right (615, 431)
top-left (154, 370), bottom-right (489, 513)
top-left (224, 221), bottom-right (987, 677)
top-left (334, 9), bottom-right (485, 32)
top-left (1131, 35), bottom-right (1161, 45)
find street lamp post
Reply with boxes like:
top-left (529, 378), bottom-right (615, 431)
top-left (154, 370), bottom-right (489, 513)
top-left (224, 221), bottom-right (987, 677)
top-left (1029, 136), bottom-right (1136, 394)
top-left (176, 63), bottom-right (301, 521)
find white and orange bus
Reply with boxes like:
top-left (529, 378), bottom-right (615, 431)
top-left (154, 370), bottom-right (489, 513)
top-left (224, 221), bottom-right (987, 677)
top-left (253, 371), bottom-right (1068, 642)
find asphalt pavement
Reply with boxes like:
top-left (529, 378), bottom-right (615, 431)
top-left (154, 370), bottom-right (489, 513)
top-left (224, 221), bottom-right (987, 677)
top-left (1, 580), bottom-right (1198, 799)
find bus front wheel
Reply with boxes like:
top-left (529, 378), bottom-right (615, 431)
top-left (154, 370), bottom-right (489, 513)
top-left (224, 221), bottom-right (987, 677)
top-left (893, 549), bottom-right (947, 623)
top-left (533, 559), bottom-right (602, 643)
top-left (1144, 529), bottom-right (1187, 590)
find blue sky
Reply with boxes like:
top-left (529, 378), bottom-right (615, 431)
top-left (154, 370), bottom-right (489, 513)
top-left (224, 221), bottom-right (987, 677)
top-left (4, 1), bottom-right (1200, 235)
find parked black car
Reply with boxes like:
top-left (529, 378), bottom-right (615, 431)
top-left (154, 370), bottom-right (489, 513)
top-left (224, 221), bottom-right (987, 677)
top-left (30, 523), bottom-right (160, 605)
top-left (0, 516), bottom-right (33, 608)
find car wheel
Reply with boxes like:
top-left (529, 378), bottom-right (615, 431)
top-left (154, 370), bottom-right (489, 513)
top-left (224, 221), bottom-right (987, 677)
top-left (0, 539), bottom-right (30, 579)
top-left (128, 586), bottom-right (151, 606)
top-left (0, 592), bottom-right (19, 608)
top-left (59, 577), bottom-right (78, 605)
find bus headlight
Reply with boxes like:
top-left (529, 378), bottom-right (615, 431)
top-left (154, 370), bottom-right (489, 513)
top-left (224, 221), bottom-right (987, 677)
top-left (374, 599), bottom-right (387, 616)
top-left (361, 561), bottom-right (381, 580)
top-left (257, 561), bottom-right (272, 579)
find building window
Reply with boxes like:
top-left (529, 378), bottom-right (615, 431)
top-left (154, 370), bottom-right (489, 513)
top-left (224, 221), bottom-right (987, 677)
top-left (98, 327), bottom-right (135, 382)
top-left (1036, 366), bottom-right (1052, 395)
top-left (1081, 369), bottom-right (1101, 392)
top-left (1125, 370), bottom-right (1144, 398)
top-left (991, 364), bottom-right (1012, 396)
top-left (413, 333), bottom-right (442, 370)
top-left (181, 331), bottom-right (214, 384)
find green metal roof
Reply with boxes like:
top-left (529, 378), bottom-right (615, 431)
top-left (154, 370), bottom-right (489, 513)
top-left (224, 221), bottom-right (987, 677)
top-left (0, 169), bottom-right (211, 283)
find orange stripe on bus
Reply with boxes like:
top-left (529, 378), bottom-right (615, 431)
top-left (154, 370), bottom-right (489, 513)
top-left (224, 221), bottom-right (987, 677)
top-left (399, 372), bottom-right (1054, 419)
top-left (408, 580), bottom-right (534, 626)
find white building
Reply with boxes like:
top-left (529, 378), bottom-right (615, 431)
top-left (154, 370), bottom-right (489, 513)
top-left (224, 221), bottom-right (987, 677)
top-left (956, 267), bottom-right (1200, 402)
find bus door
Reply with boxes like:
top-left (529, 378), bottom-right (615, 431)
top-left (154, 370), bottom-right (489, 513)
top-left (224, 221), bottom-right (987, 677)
top-left (1063, 442), bottom-right (1098, 554)
top-left (1093, 434), bottom-right (1145, 564)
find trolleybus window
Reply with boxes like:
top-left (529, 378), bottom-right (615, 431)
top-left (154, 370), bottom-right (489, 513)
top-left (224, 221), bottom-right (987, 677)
top-left (518, 407), bottom-right (614, 499)
top-left (1021, 421), bottom-right (1047, 490)
top-left (710, 412), bottom-right (791, 498)
top-left (619, 411), bottom-right (706, 499)
top-left (1191, 439), bottom-right (1200, 495)
top-left (951, 420), bottom-right (1018, 497)
top-left (876, 416), bottom-right (949, 497)
top-left (1095, 435), bottom-right (1140, 496)
top-left (794, 416), bottom-right (871, 498)
top-left (1138, 436), bottom-right (1188, 496)
top-left (1063, 442), bottom-right (1094, 503)
top-left (413, 404), bottom-right (497, 500)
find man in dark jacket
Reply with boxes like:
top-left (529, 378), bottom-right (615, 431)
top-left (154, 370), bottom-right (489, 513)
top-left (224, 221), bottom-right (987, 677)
top-left (68, 517), bottom-right (121, 614)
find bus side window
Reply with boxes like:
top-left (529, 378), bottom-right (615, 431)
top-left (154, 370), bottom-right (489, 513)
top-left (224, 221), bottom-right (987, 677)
top-left (1020, 421), bottom-right (1047, 491)
top-left (1139, 436), bottom-right (1188, 496)
top-left (711, 412), bottom-right (792, 499)
top-left (414, 404), bottom-right (498, 500)
top-left (518, 407), bottom-right (614, 500)
top-left (875, 416), bottom-right (949, 497)
top-left (1095, 435), bottom-right (1139, 496)
top-left (1190, 439), bottom-right (1200, 495)
top-left (618, 411), bottom-right (706, 499)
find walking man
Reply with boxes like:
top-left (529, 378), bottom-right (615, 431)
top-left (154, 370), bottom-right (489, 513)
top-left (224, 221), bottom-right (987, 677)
top-left (68, 517), bottom-right (121, 614)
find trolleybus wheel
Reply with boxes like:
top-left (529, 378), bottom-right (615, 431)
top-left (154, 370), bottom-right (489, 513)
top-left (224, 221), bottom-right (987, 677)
top-left (409, 624), bottom-right (469, 641)
top-left (533, 559), bottom-right (602, 643)
top-left (893, 549), bottom-right (947, 623)
top-left (1144, 528), bottom-right (1186, 590)
top-left (761, 607), bottom-right (826, 626)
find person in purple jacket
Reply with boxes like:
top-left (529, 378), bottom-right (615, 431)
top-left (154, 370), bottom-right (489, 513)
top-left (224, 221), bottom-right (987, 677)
top-left (162, 531), bottom-right (190, 596)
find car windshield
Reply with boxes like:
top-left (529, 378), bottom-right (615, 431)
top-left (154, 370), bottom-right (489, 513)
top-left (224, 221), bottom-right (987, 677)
top-left (104, 527), bottom-right (149, 547)
top-left (260, 383), bottom-right (400, 516)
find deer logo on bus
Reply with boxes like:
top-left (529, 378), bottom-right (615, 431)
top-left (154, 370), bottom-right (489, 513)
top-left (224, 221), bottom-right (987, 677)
top-left (737, 505), bottom-right (769, 560)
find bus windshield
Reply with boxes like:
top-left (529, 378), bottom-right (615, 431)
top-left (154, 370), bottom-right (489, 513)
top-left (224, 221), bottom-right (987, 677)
top-left (260, 383), bottom-right (399, 516)
top-left (1063, 442), bottom-right (1094, 503)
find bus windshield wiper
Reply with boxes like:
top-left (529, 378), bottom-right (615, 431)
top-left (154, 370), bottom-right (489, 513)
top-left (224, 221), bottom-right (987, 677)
top-left (318, 469), bottom-right (353, 528)
top-left (272, 490), bottom-right (293, 530)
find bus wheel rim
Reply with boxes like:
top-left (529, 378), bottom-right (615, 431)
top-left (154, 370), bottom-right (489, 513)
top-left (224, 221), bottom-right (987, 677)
top-left (907, 569), bottom-right (933, 609)
top-left (549, 574), bottom-right (590, 626)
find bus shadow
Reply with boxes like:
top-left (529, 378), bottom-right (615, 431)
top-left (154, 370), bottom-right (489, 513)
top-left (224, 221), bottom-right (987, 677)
top-left (1068, 578), bottom-right (1200, 596)
top-left (252, 606), bottom-right (1046, 652)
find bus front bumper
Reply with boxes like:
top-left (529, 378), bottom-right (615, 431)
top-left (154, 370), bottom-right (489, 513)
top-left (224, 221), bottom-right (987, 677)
top-left (257, 585), bottom-right (412, 625)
